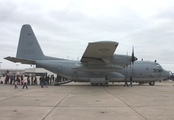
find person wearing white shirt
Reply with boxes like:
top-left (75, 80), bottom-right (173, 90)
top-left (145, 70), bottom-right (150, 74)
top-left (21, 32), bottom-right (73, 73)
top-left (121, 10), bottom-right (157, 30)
top-left (22, 75), bottom-right (28, 89)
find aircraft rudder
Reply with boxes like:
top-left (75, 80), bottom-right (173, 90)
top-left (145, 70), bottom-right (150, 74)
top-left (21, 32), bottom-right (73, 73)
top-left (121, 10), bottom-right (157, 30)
top-left (16, 24), bottom-right (44, 60)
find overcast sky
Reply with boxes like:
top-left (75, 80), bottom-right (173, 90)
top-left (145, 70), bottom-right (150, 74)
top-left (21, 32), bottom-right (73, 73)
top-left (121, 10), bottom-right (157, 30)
top-left (0, 0), bottom-right (174, 72)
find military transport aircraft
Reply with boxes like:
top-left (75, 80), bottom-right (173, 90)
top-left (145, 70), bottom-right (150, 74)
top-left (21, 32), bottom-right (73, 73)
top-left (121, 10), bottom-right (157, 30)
top-left (4, 24), bottom-right (170, 86)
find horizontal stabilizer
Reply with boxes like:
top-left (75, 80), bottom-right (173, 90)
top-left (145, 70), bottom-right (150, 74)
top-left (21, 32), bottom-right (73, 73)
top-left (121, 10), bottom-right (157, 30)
top-left (4, 56), bottom-right (35, 64)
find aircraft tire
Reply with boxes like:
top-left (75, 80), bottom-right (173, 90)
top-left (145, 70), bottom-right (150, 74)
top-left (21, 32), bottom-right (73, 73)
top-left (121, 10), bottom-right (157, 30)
top-left (100, 83), bottom-right (104, 86)
top-left (91, 83), bottom-right (99, 86)
top-left (149, 81), bottom-right (155, 86)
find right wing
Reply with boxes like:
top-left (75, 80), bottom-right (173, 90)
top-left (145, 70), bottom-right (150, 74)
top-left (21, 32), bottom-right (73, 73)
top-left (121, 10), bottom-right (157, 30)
top-left (80, 41), bottom-right (118, 64)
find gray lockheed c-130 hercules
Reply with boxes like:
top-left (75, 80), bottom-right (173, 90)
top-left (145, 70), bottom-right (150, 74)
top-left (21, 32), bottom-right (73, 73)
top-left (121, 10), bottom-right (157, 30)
top-left (5, 24), bottom-right (170, 86)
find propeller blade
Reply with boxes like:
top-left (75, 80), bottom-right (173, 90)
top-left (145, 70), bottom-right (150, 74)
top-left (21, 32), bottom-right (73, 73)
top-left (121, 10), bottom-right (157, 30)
top-left (131, 46), bottom-right (134, 62)
top-left (131, 46), bottom-right (138, 63)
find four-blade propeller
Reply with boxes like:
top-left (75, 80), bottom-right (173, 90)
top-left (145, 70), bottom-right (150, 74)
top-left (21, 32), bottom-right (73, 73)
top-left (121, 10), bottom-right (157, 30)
top-left (131, 46), bottom-right (138, 64)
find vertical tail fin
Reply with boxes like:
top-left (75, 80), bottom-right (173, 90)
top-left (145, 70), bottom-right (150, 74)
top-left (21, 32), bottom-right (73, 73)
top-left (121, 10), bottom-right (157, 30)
top-left (16, 24), bottom-right (45, 60)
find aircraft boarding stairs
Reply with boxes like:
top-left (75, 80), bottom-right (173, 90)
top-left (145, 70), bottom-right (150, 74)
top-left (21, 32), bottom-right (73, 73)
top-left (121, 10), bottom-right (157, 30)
top-left (54, 80), bottom-right (72, 86)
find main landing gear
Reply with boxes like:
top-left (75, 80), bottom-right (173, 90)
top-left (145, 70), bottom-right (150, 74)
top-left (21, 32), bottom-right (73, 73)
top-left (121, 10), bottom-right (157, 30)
top-left (91, 83), bottom-right (105, 86)
top-left (149, 81), bottom-right (155, 86)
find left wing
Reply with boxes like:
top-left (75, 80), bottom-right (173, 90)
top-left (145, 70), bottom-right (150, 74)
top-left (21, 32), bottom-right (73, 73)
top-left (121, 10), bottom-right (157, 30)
top-left (80, 41), bottom-right (118, 64)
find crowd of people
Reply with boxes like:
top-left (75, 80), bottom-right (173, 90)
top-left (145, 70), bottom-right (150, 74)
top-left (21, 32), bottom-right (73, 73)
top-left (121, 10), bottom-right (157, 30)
top-left (0, 74), bottom-right (56, 89)
top-left (0, 73), bottom-right (134, 88)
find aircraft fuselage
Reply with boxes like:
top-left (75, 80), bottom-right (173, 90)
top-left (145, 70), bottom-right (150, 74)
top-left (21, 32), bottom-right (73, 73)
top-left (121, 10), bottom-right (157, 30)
top-left (35, 59), bottom-right (169, 84)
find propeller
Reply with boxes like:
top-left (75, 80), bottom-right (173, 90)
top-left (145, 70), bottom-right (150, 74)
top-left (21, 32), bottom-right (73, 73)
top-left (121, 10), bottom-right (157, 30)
top-left (131, 46), bottom-right (137, 64)
top-left (131, 46), bottom-right (138, 75)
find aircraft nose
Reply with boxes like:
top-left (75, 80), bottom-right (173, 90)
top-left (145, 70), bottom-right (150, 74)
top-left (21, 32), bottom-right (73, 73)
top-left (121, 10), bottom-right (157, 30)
top-left (162, 70), bottom-right (171, 79)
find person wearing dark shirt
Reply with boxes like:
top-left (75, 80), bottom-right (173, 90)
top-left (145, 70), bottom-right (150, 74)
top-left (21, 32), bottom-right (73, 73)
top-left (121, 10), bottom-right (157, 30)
top-left (129, 75), bottom-right (133, 87)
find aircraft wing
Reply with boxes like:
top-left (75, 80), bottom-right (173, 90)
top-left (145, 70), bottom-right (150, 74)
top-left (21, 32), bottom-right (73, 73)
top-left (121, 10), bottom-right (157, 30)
top-left (80, 41), bottom-right (118, 63)
top-left (4, 56), bottom-right (35, 64)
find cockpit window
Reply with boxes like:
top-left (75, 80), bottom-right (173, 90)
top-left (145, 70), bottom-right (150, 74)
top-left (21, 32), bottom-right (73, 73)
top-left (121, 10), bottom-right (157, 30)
top-left (154, 63), bottom-right (163, 72)
top-left (155, 63), bottom-right (163, 69)
top-left (156, 65), bottom-right (162, 68)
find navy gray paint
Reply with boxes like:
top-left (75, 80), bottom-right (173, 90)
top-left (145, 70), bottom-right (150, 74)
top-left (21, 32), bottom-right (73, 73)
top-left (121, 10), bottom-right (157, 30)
top-left (5, 24), bottom-right (170, 85)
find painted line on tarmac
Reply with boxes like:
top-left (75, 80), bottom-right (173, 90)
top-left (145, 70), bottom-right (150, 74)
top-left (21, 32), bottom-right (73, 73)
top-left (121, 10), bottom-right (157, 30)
top-left (42, 86), bottom-right (77, 120)
top-left (103, 88), bottom-right (147, 120)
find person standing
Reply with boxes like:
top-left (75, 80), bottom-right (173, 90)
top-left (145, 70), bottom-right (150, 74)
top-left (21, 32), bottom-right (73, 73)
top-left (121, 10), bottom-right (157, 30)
top-left (31, 76), bottom-right (34, 85)
top-left (27, 75), bottom-right (30, 85)
top-left (10, 75), bottom-right (14, 84)
top-left (124, 80), bottom-right (129, 87)
top-left (129, 75), bottom-right (133, 87)
top-left (40, 76), bottom-right (44, 88)
top-left (22, 75), bottom-right (28, 89)
top-left (34, 76), bottom-right (37, 85)
top-left (16, 75), bottom-right (20, 85)
top-left (14, 79), bottom-right (18, 89)
top-left (21, 75), bottom-right (23, 85)
top-left (105, 76), bottom-right (109, 87)
top-left (5, 74), bottom-right (9, 84)
top-left (44, 77), bottom-right (48, 88)
top-left (52, 75), bottom-right (55, 83)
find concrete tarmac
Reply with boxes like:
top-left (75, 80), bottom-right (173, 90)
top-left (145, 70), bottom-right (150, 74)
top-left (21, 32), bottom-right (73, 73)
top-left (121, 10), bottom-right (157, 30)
top-left (0, 81), bottom-right (174, 120)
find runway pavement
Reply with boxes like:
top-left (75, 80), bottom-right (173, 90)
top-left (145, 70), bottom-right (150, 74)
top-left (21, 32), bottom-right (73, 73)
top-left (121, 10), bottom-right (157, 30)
top-left (0, 81), bottom-right (174, 120)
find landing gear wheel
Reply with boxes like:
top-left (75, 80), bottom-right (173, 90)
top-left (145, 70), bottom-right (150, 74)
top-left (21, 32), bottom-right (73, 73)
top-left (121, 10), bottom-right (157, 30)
top-left (149, 81), bottom-right (155, 86)
top-left (99, 83), bottom-right (104, 86)
top-left (91, 83), bottom-right (99, 86)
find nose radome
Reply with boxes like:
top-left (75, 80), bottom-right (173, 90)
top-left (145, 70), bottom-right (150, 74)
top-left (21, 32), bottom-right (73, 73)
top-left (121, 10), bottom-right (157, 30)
top-left (163, 70), bottom-right (170, 79)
